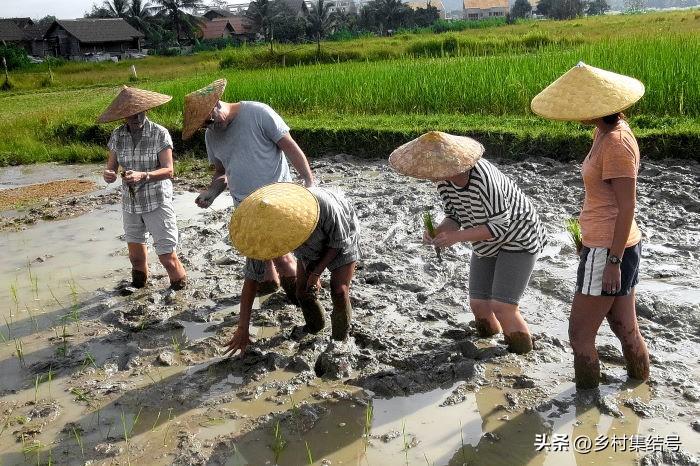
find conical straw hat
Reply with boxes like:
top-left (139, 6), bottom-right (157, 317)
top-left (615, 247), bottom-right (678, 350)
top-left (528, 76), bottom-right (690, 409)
top-left (531, 62), bottom-right (645, 121)
top-left (182, 78), bottom-right (227, 140)
top-left (97, 86), bottom-right (172, 123)
top-left (389, 131), bottom-right (484, 180)
top-left (230, 183), bottom-right (320, 261)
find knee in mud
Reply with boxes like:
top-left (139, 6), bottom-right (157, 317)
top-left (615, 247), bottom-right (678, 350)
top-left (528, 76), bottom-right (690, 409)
top-left (573, 354), bottom-right (600, 390)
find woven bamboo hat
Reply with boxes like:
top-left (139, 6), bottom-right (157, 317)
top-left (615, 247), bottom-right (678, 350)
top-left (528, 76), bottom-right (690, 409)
top-left (531, 62), bottom-right (645, 121)
top-left (182, 78), bottom-right (227, 140)
top-left (97, 86), bottom-right (172, 123)
top-left (389, 131), bottom-right (484, 180)
top-left (230, 183), bottom-right (320, 260)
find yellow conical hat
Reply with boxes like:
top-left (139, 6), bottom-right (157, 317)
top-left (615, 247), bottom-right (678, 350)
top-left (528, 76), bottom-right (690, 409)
top-left (97, 86), bottom-right (172, 123)
top-left (230, 183), bottom-right (320, 261)
top-left (389, 131), bottom-right (484, 180)
top-left (182, 78), bottom-right (227, 140)
top-left (531, 62), bottom-right (645, 121)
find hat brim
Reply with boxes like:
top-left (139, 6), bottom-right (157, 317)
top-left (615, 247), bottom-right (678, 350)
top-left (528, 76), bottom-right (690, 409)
top-left (182, 79), bottom-right (227, 140)
top-left (97, 87), bottom-right (172, 123)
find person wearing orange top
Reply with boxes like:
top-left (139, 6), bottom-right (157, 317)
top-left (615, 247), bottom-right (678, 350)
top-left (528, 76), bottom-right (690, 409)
top-left (532, 63), bottom-right (650, 389)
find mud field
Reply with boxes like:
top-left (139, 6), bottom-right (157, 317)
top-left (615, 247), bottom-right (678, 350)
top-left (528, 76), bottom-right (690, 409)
top-left (0, 156), bottom-right (699, 465)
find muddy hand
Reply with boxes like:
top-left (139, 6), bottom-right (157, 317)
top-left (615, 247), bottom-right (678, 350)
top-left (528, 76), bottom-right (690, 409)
top-left (306, 273), bottom-right (321, 293)
top-left (123, 170), bottom-right (144, 186)
top-left (195, 190), bottom-right (216, 208)
top-left (223, 327), bottom-right (251, 357)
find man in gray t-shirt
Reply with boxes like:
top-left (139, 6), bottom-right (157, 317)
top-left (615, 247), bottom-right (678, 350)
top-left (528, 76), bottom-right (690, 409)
top-left (183, 79), bottom-right (314, 303)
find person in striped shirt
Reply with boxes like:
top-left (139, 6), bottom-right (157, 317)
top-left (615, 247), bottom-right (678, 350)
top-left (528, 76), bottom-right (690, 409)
top-left (390, 132), bottom-right (546, 354)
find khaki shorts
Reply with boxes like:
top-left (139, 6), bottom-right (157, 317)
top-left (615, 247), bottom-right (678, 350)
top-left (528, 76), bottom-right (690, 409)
top-left (122, 203), bottom-right (178, 255)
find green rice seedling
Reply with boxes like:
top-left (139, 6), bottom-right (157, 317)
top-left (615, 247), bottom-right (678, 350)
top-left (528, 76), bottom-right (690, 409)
top-left (566, 217), bottom-right (583, 254)
top-left (70, 388), bottom-right (93, 404)
top-left (68, 279), bottom-right (80, 326)
top-left (423, 211), bottom-right (442, 262)
top-left (128, 407), bottom-right (143, 437)
top-left (81, 352), bottom-right (97, 371)
top-left (47, 367), bottom-right (53, 399)
top-left (151, 410), bottom-right (162, 431)
top-left (72, 426), bottom-right (84, 457)
top-left (46, 284), bottom-right (63, 307)
top-left (270, 419), bottom-right (287, 464)
top-left (4, 315), bottom-right (13, 341)
top-left (34, 375), bottom-right (40, 403)
top-left (26, 306), bottom-right (39, 331)
top-left (0, 330), bottom-right (6, 343)
top-left (171, 335), bottom-right (182, 355)
top-left (305, 441), bottom-right (313, 464)
top-left (402, 421), bottom-right (409, 465)
top-left (14, 338), bottom-right (25, 366)
top-left (120, 409), bottom-right (132, 466)
top-left (363, 401), bottom-right (373, 453)
top-left (162, 407), bottom-right (174, 447)
top-left (10, 281), bottom-right (19, 312)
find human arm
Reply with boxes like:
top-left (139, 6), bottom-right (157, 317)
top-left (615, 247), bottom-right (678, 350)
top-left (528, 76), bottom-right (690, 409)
top-left (277, 134), bottom-right (314, 188)
top-left (103, 150), bottom-right (119, 183)
top-left (223, 278), bottom-right (257, 357)
top-left (431, 225), bottom-right (494, 248)
top-left (304, 248), bottom-right (340, 291)
top-left (602, 177), bottom-right (636, 293)
top-left (195, 159), bottom-right (228, 208)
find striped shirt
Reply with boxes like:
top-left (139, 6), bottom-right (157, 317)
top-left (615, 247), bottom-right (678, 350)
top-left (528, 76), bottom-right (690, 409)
top-left (437, 159), bottom-right (546, 257)
top-left (108, 118), bottom-right (174, 214)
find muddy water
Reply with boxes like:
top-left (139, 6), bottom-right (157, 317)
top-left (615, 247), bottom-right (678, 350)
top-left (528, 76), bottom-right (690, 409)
top-left (1, 158), bottom-right (699, 465)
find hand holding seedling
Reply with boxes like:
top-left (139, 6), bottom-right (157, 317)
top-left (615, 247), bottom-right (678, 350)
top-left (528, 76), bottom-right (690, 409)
top-left (103, 169), bottom-right (117, 183)
top-left (223, 326), bottom-right (251, 357)
top-left (306, 271), bottom-right (321, 293)
top-left (123, 170), bottom-right (146, 186)
top-left (120, 170), bottom-right (136, 198)
top-left (422, 211), bottom-right (443, 262)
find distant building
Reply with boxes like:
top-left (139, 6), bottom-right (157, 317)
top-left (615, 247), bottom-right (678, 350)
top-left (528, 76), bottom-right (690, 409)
top-left (463, 0), bottom-right (509, 18)
top-left (325, 0), bottom-right (357, 13)
top-left (0, 18), bottom-right (51, 57)
top-left (44, 19), bottom-right (144, 60)
top-left (198, 16), bottom-right (254, 40)
top-left (406, 0), bottom-right (447, 18)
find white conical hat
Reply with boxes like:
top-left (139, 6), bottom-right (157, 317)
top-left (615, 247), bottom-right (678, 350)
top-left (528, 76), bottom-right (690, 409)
top-left (531, 62), bottom-right (645, 121)
top-left (97, 86), bottom-right (172, 123)
top-left (389, 131), bottom-right (484, 180)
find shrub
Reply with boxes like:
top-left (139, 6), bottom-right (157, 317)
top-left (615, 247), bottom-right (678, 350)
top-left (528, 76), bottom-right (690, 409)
top-left (0, 44), bottom-right (30, 71)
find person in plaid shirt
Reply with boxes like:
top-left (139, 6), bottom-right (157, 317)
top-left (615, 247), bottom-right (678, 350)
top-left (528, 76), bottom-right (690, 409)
top-left (98, 86), bottom-right (187, 290)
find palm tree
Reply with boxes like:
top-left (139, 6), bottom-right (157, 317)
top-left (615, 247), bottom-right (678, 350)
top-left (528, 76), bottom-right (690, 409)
top-left (151, 0), bottom-right (201, 43)
top-left (103, 0), bottom-right (130, 17)
top-left (126, 0), bottom-right (154, 32)
top-left (246, 0), bottom-right (281, 51)
top-left (369, 0), bottom-right (408, 35)
top-left (305, 0), bottom-right (336, 58)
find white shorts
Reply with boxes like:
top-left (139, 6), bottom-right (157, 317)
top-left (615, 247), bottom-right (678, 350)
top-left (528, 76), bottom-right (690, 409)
top-left (122, 203), bottom-right (178, 255)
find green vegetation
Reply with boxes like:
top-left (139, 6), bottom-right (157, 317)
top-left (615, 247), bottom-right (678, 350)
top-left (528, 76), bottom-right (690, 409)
top-left (1, 11), bottom-right (699, 166)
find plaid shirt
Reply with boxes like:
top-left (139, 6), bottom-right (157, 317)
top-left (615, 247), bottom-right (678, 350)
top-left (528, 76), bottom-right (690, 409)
top-left (108, 118), bottom-right (174, 214)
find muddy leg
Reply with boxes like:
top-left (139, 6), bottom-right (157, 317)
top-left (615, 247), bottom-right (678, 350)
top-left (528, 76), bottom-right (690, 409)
top-left (158, 252), bottom-right (187, 289)
top-left (490, 301), bottom-right (532, 354)
top-left (569, 293), bottom-right (614, 389)
top-left (273, 254), bottom-right (298, 304)
top-left (330, 262), bottom-right (356, 341)
top-left (606, 290), bottom-right (650, 381)
top-left (296, 260), bottom-right (325, 333)
top-left (470, 299), bottom-right (502, 337)
top-left (128, 242), bottom-right (148, 288)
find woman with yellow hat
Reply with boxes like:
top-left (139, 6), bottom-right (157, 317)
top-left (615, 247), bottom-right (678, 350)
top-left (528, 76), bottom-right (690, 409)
top-left (98, 86), bottom-right (187, 290)
top-left (389, 131), bottom-right (546, 355)
top-left (532, 62), bottom-right (649, 389)
top-left (225, 183), bottom-right (360, 356)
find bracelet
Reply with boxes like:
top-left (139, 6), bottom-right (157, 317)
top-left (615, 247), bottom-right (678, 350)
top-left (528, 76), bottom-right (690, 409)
top-left (145, 172), bottom-right (151, 182)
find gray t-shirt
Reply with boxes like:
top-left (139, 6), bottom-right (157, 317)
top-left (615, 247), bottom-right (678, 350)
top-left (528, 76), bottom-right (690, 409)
top-left (205, 101), bottom-right (292, 204)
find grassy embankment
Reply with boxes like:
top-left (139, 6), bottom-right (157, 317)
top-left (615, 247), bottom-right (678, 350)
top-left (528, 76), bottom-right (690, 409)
top-left (1, 10), bottom-right (699, 166)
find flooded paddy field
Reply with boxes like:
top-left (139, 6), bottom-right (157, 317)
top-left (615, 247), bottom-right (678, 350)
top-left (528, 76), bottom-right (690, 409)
top-left (0, 156), bottom-right (699, 465)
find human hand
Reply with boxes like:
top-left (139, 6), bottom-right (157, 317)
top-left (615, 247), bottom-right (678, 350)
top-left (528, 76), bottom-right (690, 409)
top-left (303, 177), bottom-right (315, 188)
top-left (195, 190), bottom-right (216, 208)
top-left (222, 326), bottom-right (251, 357)
top-left (423, 229), bottom-right (434, 245)
top-left (602, 263), bottom-right (621, 294)
top-left (103, 169), bottom-right (117, 183)
top-left (123, 170), bottom-right (145, 186)
top-left (432, 231), bottom-right (462, 248)
top-left (306, 271), bottom-right (321, 293)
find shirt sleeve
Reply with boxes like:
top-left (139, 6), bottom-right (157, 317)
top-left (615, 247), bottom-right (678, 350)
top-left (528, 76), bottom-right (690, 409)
top-left (601, 132), bottom-right (638, 180)
top-left (258, 104), bottom-right (290, 144)
top-left (439, 190), bottom-right (460, 225)
top-left (477, 178), bottom-right (511, 239)
top-left (156, 127), bottom-right (173, 154)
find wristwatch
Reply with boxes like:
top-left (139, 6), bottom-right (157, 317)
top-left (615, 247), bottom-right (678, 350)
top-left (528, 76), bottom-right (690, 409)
top-left (607, 254), bottom-right (622, 265)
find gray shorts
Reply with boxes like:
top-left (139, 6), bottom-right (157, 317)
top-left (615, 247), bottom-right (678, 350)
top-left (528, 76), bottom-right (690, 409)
top-left (469, 250), bottom-right (537, 305)
top-left (122, 203), bottom-right (178, 255)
